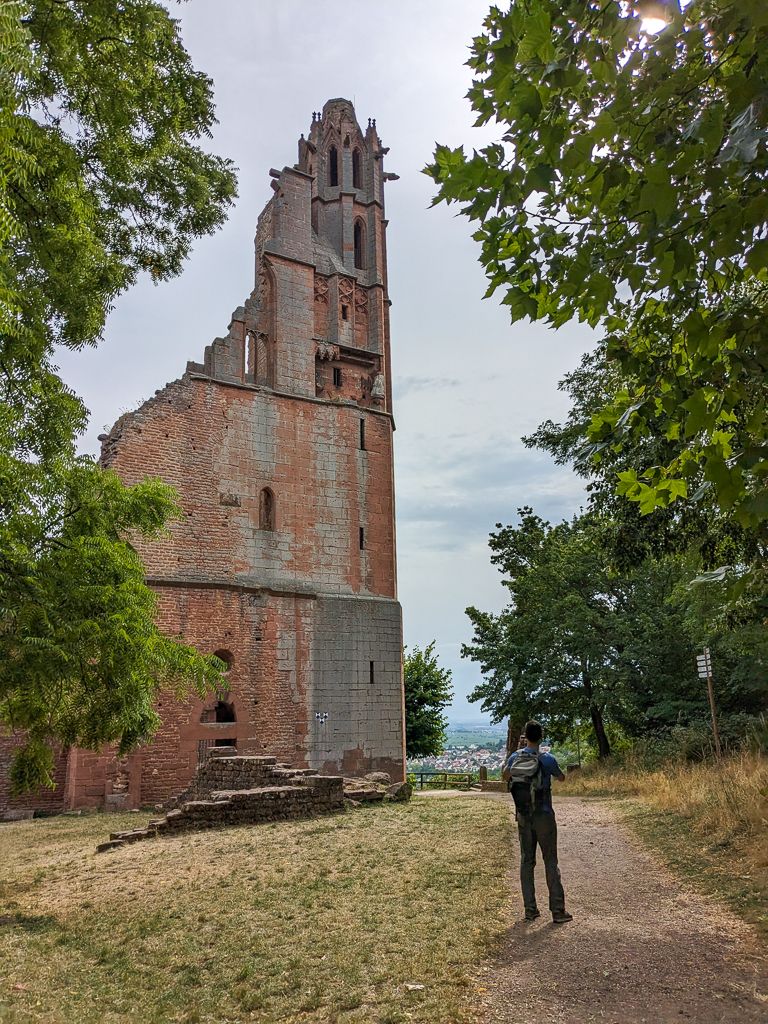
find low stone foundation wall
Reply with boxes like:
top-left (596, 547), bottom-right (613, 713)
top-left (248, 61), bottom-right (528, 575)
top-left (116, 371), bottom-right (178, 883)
top-left (97, 754), bottom-right (344, 852)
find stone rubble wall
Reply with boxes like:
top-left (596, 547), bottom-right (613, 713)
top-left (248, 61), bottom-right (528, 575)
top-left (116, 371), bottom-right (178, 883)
top-left (97, 753), bottom-right (344, 852)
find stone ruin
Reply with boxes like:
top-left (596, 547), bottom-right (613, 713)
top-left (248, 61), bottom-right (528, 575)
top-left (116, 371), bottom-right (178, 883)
top-left (96, 749), bottom-right (410, 852)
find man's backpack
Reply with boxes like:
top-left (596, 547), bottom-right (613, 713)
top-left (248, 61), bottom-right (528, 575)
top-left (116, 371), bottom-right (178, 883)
top-left (507, 750), bottom-right (543, 816)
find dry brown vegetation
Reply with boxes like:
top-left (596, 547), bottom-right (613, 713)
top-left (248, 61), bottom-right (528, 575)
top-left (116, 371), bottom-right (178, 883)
top-left (562, 752), bottom-right (768, 937)
top-left (0, 798), bottom-right (512, 1024)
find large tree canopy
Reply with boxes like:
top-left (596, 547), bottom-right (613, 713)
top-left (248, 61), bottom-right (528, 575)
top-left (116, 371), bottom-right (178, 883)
top-left (463, 508), bottom-right (766, 758)
top-left (0, 1), bottom-right (237, 791)
top-left (428, 1), bottom-right (768, 582)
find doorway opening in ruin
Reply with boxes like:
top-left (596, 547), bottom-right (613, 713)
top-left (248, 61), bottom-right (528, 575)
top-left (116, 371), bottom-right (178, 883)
top-left (200, 697), bottom-right (236, 724)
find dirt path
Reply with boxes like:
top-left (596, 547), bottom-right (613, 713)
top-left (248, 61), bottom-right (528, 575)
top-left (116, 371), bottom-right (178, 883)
top-left (425, 792), bottom-right (767, 1023)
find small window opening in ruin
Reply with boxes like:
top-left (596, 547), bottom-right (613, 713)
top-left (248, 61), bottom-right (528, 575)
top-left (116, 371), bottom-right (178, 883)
top-left (333, 367), bottom-right (342, 387)
top-left (243, 333), bottom-right (251, 381)
top-left (215, 700), bottom-right (236, 723)
top-left (341, 304), bottom-right (348, 321)
top-left (353, 220), bottom-right (365, 270)
top-left (329, 146), bottom-right (339, 187)
top-left (200, 697), bottom-right (236, 724)
top-left (360, 418), bottom-right (366, 450)
top-left (369, 660), bottom-right (375, 684)
top-left (259, 487), bottom-right (275, 531)
top-left (213, 649), bottom-right (234, 672)
top-left (352, 149), bottom-right (362, 189)
top-left (215, 737), bottom-right (236, 747)
top-left (359, 526), bottom-right (365, 549)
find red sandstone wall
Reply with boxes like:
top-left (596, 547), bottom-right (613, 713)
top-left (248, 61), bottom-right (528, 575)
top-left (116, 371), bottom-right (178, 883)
top-left (103, 377), bottom-right (396, 600)
top-left (0, 735), bottom-right (69, 817)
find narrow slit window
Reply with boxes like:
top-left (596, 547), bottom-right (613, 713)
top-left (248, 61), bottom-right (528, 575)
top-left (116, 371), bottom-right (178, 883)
top-left (353, 220), bottom-right (365, 270)
top-left (333, 366), bottom-right (342, 387)
top-left (359, 418), bottom-right (365, 450)
top-left (359, 526), bottom-right (365, 550)
top-left (352, 149), bottom-right (362, 189)
top-left (369, 660), bottom-right (375, 685)
top-left (329, 146), bottom-right (338, 187)
top-left (259, 487), bottom-right (275, 531)
top-left (341, 304), bottom-right (348, 321)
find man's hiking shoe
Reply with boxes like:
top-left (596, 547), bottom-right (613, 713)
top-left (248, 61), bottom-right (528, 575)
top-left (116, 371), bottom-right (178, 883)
top-left (552, 911), bottom-right (573, 924)
top-left (524, 909), bottom-right (540, 921)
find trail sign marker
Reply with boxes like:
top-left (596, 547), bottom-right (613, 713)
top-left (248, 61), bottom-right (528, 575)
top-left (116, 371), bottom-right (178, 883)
top-left (695, 647), bottom-right (721, 758)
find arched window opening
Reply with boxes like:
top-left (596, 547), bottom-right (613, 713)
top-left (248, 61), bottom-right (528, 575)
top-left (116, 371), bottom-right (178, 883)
top-left (213, 649), bottom-right (233, 672)
top-left (352, 149), bottom-right (362, 189)
top-left (328, 146), bottom-right (338, 187)
top-left (354, 220), bottom-right (365, 270)
top-left (259, 487), bottom-right (275, 531)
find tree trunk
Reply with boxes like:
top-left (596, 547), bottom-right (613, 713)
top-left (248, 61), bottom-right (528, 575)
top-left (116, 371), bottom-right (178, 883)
top-left (589, 703), bottom-right (611, 759)
top-left (582, 667), bottom-right (611, 759)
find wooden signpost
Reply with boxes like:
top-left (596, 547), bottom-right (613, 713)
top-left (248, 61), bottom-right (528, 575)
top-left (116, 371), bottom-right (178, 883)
top-left (696, 647), bottom-right (722, 759)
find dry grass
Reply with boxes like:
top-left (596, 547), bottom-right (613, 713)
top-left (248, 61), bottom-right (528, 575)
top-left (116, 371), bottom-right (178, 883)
top-left (0, 798), bottom-right (513, 1024)
top-left (562, 752), bottom-right (768, 937)
top-left (562, 751), bottom-right (768, 841)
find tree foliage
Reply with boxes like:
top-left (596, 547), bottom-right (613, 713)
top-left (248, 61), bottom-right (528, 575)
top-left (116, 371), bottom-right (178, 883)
top-left (428, 1), bottom-right (768, 571)
top-left (462, 508), bottom-right (766, 758)
top-left (0, 1), bottom-right (237, 791)
top-left (404, 643), bottom-right (453, 758)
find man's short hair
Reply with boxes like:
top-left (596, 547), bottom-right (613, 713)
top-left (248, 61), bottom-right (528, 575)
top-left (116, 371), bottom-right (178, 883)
top-left (524, 720), bottom-right (543, 743)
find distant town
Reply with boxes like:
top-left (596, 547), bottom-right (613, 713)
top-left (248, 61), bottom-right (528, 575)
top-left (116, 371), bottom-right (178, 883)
top-left (407, 725), bottom-right (508, 778)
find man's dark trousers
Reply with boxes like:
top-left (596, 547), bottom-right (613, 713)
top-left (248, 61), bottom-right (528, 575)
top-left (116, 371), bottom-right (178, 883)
top-left (517, 808), bottom-right (566, 914)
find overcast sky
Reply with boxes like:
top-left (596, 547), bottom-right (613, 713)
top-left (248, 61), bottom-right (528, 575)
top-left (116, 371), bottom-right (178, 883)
top-left (56, 0), bottom-right (597, 724)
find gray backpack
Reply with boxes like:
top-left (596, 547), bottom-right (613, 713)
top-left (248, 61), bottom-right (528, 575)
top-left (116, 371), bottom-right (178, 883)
top-left (507, 751), bottom-right (543, 815)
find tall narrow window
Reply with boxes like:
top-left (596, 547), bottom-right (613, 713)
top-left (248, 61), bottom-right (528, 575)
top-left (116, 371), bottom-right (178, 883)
top-left (259, 487), bottom-right (275, 531)
top-left (333, 367), bottom-right (342, 387)
top-left (329, 146), bottom-right (338, 187)
top-left (359, 526), bottom-right (365, 550)
top-left (352, 148), bottom-right (362, 189)
top-left (359, 418), bottom-right (366, 450)
top-left (369, 661), bottom-right (375, 685)
top-left (354, 220), bottom-right (365, 270)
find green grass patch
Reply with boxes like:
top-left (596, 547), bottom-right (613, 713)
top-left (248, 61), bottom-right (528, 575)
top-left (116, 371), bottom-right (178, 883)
top-left (0, 798), bottom-right (513, 1023)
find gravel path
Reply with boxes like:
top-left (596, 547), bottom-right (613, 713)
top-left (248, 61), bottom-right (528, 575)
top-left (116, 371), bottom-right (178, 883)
top-left (460, 793), bottom-right (767, 1023)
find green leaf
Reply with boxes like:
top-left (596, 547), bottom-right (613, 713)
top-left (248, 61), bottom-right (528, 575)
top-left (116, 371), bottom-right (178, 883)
top-left (746, 238), bottom-right (768, 273)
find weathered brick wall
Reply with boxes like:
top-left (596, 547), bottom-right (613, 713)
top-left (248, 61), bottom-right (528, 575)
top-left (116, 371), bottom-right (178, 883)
top-left (0, 736), bottom-right (68, 818)
top-left (102, 379), bottom-right (396, 599)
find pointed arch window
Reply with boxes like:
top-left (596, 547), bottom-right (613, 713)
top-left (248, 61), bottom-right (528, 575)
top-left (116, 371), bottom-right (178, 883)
top-left (352, 148), bottom-right (362, 189)
top-left (354, 220), bottom-right (366, 270)
top-left (328, 146), bottom-right (339, 187)
top-left (259, 487), bottom-right (275, 531)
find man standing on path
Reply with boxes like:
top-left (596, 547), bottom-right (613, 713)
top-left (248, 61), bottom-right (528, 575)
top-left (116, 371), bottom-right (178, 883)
top-left (503, 720), bottom-right (573, 924)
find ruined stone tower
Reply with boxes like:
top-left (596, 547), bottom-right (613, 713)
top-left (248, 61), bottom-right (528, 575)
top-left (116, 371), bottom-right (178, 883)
top-left (0, 99), bottom-right (404, 815)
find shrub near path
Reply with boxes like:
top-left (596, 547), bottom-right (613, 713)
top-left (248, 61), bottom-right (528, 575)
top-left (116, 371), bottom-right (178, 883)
top-left (0, 798), bottom-right (512, 1024)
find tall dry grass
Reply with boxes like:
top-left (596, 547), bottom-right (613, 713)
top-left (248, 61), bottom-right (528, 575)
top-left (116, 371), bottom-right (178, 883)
top-left (563, 751), bottom-right (768, 854)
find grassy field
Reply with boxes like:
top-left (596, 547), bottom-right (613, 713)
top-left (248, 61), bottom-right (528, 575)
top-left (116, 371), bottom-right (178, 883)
top-left (0, 798), bottom-right (513, 1024)
top-left (561, 751), bottom-right (768, 939)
